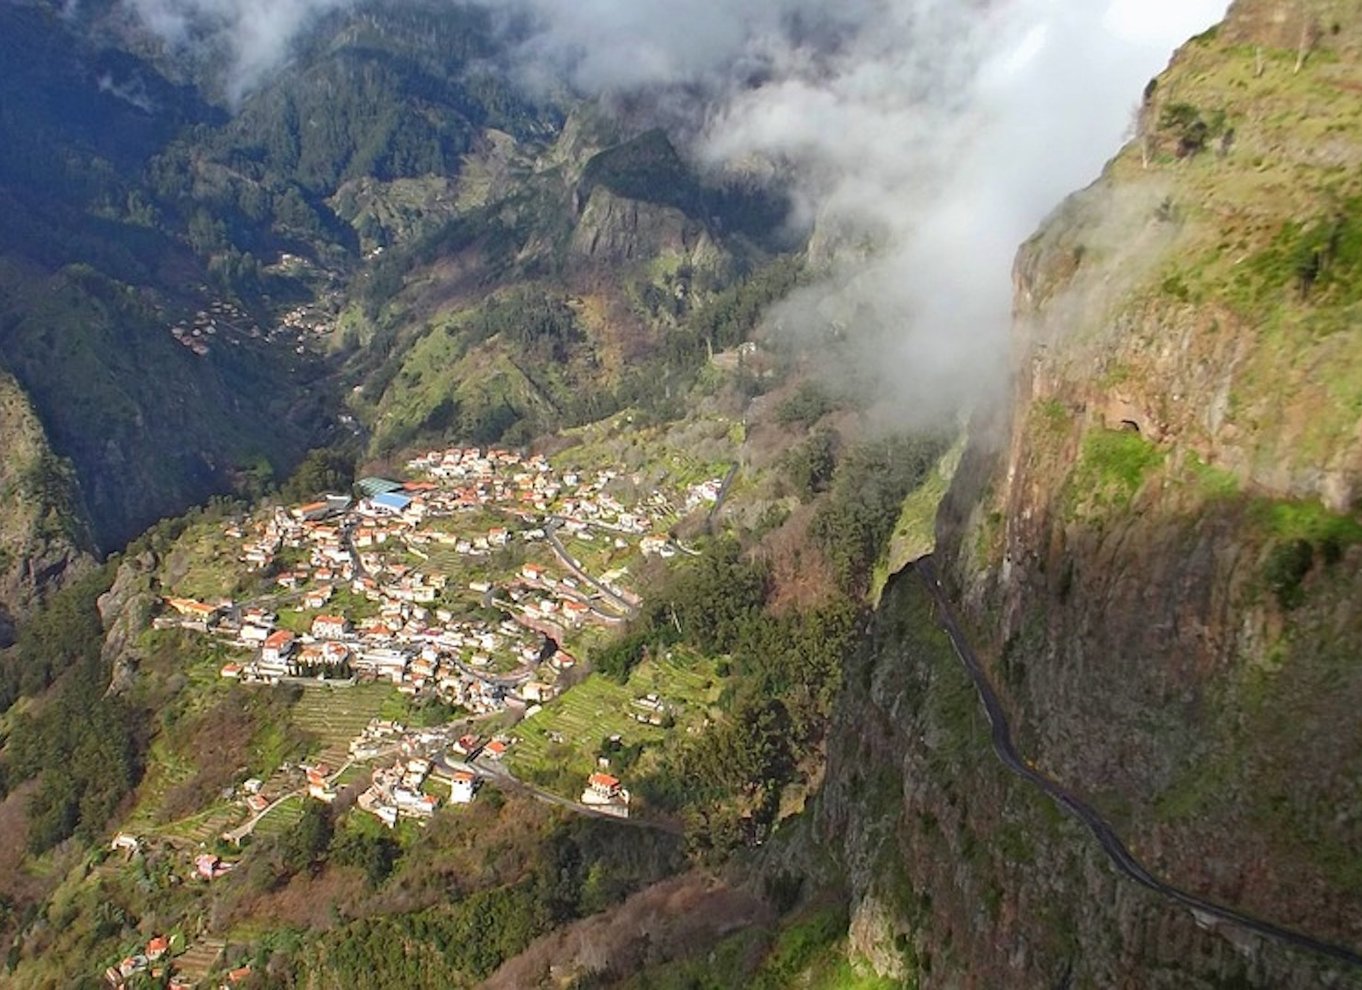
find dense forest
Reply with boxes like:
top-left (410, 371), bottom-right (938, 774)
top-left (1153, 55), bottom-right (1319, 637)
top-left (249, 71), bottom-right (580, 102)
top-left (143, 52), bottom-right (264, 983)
top-left (0, 566), bottom-right (140, 853)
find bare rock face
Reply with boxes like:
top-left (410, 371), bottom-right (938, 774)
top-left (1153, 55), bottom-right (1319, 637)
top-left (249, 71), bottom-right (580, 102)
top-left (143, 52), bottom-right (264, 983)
top-left (816, 2), bottom-right (1362, 985)
top-left (98, 551), bottom-right (160, 696)
top-left (569, 186), bottom-right (718, 269)
top-left (0, 371), bottom-right (94, 646)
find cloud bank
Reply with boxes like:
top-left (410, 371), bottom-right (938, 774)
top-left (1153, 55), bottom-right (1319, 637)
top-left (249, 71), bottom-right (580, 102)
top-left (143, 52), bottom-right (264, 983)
top-left (120, 0), bottom-right (1230, 415)
top-left (489, 0), bottom-right (1230, 419)
top-left (122, 0), bottom-right (350, 99)
top-left (688, 0), bottom-right (1232, 420)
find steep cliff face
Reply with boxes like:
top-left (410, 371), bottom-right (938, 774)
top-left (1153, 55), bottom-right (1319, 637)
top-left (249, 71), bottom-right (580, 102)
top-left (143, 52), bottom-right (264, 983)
top-left (0, 371), bottom-right (92, 645)
top-left (569, 185), bottom-right (720, 269)
top-left (820, 1), bottom-right (1362, 985)
top-left (819, 572), bottom-right (1351, 988)
top-left (567, 127), bottom-right (727, 271)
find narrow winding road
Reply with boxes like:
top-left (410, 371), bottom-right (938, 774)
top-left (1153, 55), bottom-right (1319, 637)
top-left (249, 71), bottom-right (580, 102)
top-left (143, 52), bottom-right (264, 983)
top-left (913, 557), bottom-right (1362, 970)
top-left (705, 461), bottom-right (741, 531)
top-left (469, 758), bottom-right (683, 835)
top-left (544, 520), bottom-right (638, 616)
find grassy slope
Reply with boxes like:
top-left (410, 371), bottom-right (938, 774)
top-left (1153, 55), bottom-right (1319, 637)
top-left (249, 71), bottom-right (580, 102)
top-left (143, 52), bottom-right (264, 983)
top-left (1104, 20), bottom-right (1362, 480)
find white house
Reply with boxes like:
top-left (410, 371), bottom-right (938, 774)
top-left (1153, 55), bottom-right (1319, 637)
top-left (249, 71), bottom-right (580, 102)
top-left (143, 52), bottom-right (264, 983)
top-left (311, 614), bottom-right (350, 640)
top-left (450, 771), bottom-right (477, 804)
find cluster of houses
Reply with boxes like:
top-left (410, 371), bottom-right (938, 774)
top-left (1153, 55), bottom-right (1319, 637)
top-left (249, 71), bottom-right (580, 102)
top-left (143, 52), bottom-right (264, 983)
top-left (150, 445), bottom-right (728, 835)
top-left (349, 725), bottom-right (513, 826)
top-left (401, 446), bottom-right (689, 541)
top-left (167, 299), bottom-right (260, 358)
top-left (161, 445), bottom-right (715, 706)
top-left (357, 757), bottom-right (441, 826)
top-left (168, 584), bottom-right (544, 714)
top-left (274, 300), bottom-right (338, 351)
top-left (104, 935), bottom-right (181, 989)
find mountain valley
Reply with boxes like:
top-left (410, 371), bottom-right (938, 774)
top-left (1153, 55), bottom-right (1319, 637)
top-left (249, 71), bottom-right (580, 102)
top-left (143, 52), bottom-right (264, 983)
top-left (2, 0), bottom-right (1362, 987)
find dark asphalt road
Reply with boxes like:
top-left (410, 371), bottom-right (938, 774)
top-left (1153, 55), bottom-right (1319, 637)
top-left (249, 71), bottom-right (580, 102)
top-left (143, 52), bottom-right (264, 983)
top-left (544, 519), bottom-right (637, 616)
top-left (913, 557), bottom-right (1362, 971)
top-left (705, 461), bottom-right (741, 531)
top-left (469, 758), bottom-right (684, 835)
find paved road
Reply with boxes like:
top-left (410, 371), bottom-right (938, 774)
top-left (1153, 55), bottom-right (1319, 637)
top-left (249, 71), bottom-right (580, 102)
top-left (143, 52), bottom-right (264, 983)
top-left (543, 521), bottom-right (637, 617)
top-left (705, 461), bottom-right (741, 531)
top-left (913, 557), bottom-right (1362, 970)
top-left (471, 758), bottom-right (683, 835)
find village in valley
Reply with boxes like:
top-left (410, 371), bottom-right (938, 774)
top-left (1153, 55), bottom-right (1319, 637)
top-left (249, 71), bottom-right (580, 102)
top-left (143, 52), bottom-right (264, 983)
top-left (87, 429), bottom-right (743, 988)
top-left (152, 444), bottom-right (725, 831)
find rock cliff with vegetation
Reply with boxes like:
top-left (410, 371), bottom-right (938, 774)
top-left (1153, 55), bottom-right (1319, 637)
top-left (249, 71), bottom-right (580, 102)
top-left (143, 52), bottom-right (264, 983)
top-left (815, 1), bottom-right (1362, 985)
top-left (0, 371), bottom-right (92, 647)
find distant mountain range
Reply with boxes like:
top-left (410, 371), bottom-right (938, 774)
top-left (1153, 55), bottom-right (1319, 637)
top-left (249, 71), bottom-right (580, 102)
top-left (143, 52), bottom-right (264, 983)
top-left (0, 0), bottom-right (793, 618)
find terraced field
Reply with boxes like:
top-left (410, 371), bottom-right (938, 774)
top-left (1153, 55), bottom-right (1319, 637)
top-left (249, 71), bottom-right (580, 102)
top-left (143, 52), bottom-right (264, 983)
top-left (251, 795), bottom-right (305, 841)
top-left (123, 740), bottom-right (245, 844)
top-left (290, 683), bottom-right (395, 767)
top-left (508, 651), bottom-right (725, 789)
top-left (174, 936), bottom-right (226, 985)
top-left (161, 805), bottom-right (243, 846)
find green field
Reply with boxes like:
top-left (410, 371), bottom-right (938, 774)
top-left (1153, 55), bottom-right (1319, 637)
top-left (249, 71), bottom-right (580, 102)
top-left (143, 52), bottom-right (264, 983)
top-left (252, 795), bottom-right (306, 840)
top-left (508, 650), bottom-right (726, 792)
top-left (291, 682), bottom-right (397, 764)
top-left (563, 533), bottom-right (638, 582)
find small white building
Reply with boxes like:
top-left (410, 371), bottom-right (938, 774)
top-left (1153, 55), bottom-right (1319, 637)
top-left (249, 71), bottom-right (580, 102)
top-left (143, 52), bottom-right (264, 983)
top-left (450, 771), bottom-right (477, 804)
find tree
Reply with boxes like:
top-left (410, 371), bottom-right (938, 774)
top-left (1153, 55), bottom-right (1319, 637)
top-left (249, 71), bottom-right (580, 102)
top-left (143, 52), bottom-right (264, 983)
top-left (331, 829), bottom-right (399, 886)
top-left (283, 802), bottom-right (333, 873)
top-left (281, 447), bottom-right (356, 502)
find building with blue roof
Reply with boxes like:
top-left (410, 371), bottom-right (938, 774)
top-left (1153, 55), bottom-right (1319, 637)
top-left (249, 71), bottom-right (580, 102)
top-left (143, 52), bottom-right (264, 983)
top-left (371, 491), bottom-right (413, 514)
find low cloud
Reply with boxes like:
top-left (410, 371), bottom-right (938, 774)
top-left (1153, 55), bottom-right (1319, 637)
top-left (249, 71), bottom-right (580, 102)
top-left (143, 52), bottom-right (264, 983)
top-left (121, 0), bottom-right (350, 100)
top-left (492, 0), bottom-right (1230, 421)
top-left (689, 0), bottom-right (1229, 423)
top-left (119, 0), bottom-right (1229, 416)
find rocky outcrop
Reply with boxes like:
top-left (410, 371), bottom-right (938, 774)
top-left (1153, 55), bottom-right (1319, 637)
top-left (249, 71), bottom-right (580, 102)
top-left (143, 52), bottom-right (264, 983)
top-left (569, 186), bottom-right (720, 270)
top-left (0, 371), bottom-right (93, 645)
top-left (97, 550), bottom-right (161, 696)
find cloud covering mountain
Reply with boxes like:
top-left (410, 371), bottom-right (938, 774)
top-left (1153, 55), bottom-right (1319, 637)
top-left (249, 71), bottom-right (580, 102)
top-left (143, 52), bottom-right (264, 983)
top-left (118, 0), bottom-right (1230, 414)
